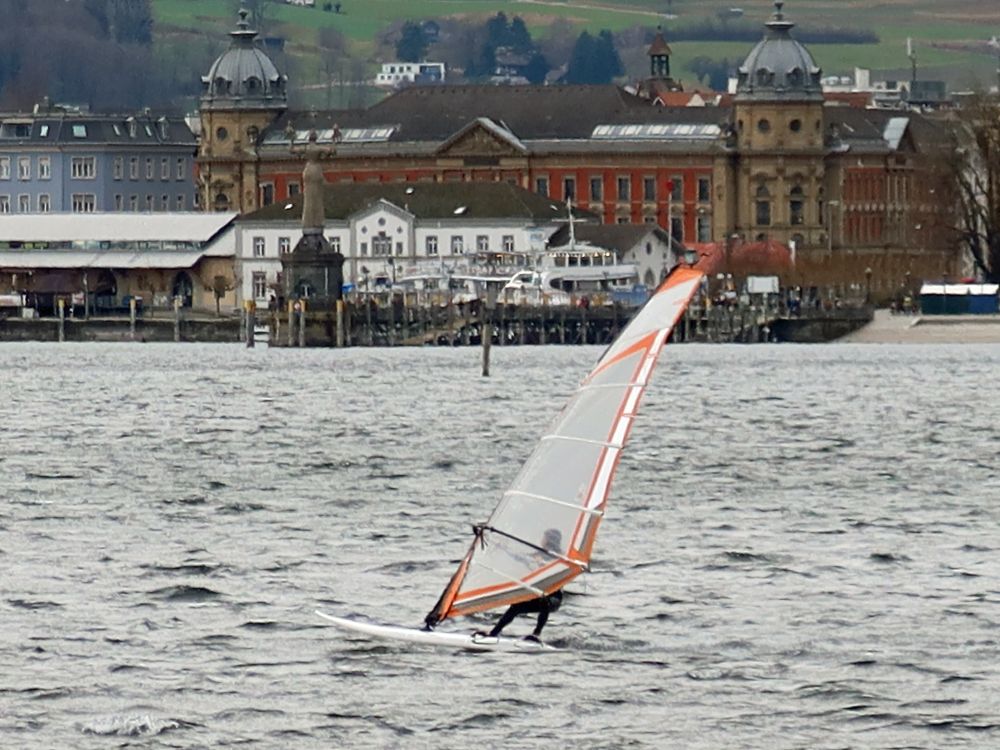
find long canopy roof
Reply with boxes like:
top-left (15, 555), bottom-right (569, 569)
top-left (0, 213), bottom-right (238, 244)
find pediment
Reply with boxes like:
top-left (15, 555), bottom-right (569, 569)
top-left (436, 118), bottom-right (526, 157)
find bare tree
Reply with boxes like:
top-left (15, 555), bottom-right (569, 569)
top-left (945, 94), bottom-right (1000, 282)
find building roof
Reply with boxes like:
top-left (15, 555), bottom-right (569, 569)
top-left (547, 223), bottom-right (669, 253)
top-left (0, 109), bottom-right (195, 146)
top-left (243, 182), bottom-right (590, 223)
top-left (648, 29), bottom-right (672, 57)
top-left (0, 250), bottom-right (208, 270)
top-left (201, 9), bottom-right (287, 110)
top-left (736, 1), bottom-right (823, 102)
top-left (0, 213), bottom-right (238, 244)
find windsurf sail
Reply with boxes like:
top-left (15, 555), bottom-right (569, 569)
top-left (425, 266), bottom-right (704, 627)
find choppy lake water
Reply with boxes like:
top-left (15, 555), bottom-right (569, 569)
top-left (3, 341), bottom-right (1000, 748)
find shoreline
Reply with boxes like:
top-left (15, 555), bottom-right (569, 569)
top-left (838, 310), bottom-right (1000, 344)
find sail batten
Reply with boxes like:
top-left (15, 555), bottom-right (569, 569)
top-left (425, 267), bottom-right (704, 627)
top-left (504, 489), bottom-right (606, 517)
top-left (540, 434), bottom-right (624, 449)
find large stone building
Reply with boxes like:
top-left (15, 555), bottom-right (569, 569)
top-left (196, 2), bottom-right (959, 291)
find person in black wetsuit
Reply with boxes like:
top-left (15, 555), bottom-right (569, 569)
top-left (488, 588), bottom-right (562, 641)
top-left (485, 527), bottom-right (565, 641)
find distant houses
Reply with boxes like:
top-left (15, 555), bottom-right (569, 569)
top-left (374, 62), bottom-right (446, 88)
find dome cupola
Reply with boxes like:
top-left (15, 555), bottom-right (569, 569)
top-left (201, 8), bottom-right (287, 108)
top-left (735, 1), bottom-right (822, 101)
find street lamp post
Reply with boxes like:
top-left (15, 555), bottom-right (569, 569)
top-left (826, 200), bottom-right (840, 254)
top-left (864, 266), bottom-right (872, 305)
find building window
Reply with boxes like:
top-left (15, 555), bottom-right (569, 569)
top-left (176, 195), bottom-right (185, 210)
top-left (71, 157), bottom-right (96, 179)
top-left (395, 242), bottom-right (403, 256)
top-left (145, 194), bottom-right (153, 211)
top-left (373, 232), bottom-right (391, 256)
top-left (17, 194), bottom-right (29, 212)
top-left (426, 235), bottom-right (438, 256)
top-left (176, 158), bottom-right (185, 180)
top-left (253, 236), bottom-right (265, 257)
top-left (114, 194), bottom-right (124, 211)
top-left (261, 183), bottom-right (275, 206)
top-left (129, 157), bottom-right (139, 180)
top-left (535, 176), bottom-right (549, 196)
top-left (252, 272), bottom-right (267, 300)
top-left (698, 177), bottom-right (711, 203)
top-left (617, 176), bottom-right (630, 201)
top-left (502, 235), bottom-right (514, 252)
top-left (18, 157), bottom-right (31, 180)
top-left (288, 182), bottom-right (300, 197)
top-left (38, 157), bottom-right (50, 180)
top-left (790, 186), bottom-right (805, 225)
top-left (129, 195), bottom-right (138, 212)
top-left (160, 194), bottom-right (169, 211)
top-left (757, 118), bottom-right (771, 133)
top-left (671, 216), bottom-right (683, 243)
top-left (476, 235), bottom-right (489, 252)
top-left (330, 237), bottom-right (340, 253)
top-left (72, 124), bottom-right (87, 138)
top-left (563, 177), bottom-right (575, 201)
top-left (278, 236), bottom-right (291, 255)
top-left (670, 177), bottom-right (683, 202)
top-left (451, 235), bottom-right (464, 254)
top-left (643, 176), bottom-right (656, 202)
top-left (38, 194), bottom-right (50, 212)
top-left (71, 193), bottom-right (96, 213)
top-left (360, 242), bottom-right (368, 256)
top-left (0, 158), bottom-right (9, 180)
top-left (755, 185), bottom-right (771, 226)
top-left (697, 215), bottom-right (711, 242)
top-left (160, 158), bottom-right (169, 180)
top-left (145, 158), bottom-right (154, 179)
top-left (113, 157), bottom-right (124, 180)
top-left (0, 195), bottom-right (9, 213)
top-left (590, 176), bottom-right (603, 201)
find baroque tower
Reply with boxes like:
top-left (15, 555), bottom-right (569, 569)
top-left (730, 1), bottom-right (827, 249)
top-left (197, 9), bottom-right (287, 213)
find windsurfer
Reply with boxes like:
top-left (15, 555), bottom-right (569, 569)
top-left (483, 528), bottom-right (564, 642)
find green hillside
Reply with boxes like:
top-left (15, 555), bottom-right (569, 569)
top-left (155, 0), bottom-right (1000, 100)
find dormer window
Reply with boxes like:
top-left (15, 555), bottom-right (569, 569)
top-left (72, 124), bottom-right (87, 138)
top-left (787, 67), bottom-right (803, 88)
top-left (127, 117), bottom-right (137, 138)
top-left (246, 76), bottom-right (260, 92)
top-left (756, 68), bottom-right (772, 87)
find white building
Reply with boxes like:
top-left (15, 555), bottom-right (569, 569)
top-left (374, 62), bottom-right (446, 88)
top-left (235, 182), bottom-right (604, 306)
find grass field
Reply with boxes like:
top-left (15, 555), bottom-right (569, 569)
top-left (154, 0), bottom-right (1000, 94)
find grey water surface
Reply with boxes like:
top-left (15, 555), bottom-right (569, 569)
top-left (2, 342), bottom-right (999, 749)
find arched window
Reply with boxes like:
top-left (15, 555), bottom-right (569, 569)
top-left (756, 68), bottom-right (773, 87)
top-left (755, 185), bottom-right (771, 226)
top-left (787, 67), bottom-right (803, 88)
top-left (790, 186), bottom-right (805, 225)
top-left (213, 193), bottom-right (230, 211)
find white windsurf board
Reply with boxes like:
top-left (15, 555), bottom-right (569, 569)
top-left (315, 610), bottom-right (559, 653)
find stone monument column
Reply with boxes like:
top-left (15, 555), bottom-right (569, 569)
top-left (284, 127), bottom-right (345, 302)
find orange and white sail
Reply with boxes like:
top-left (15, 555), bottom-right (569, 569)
top-left (425, 266), bottom-right (704, 625)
